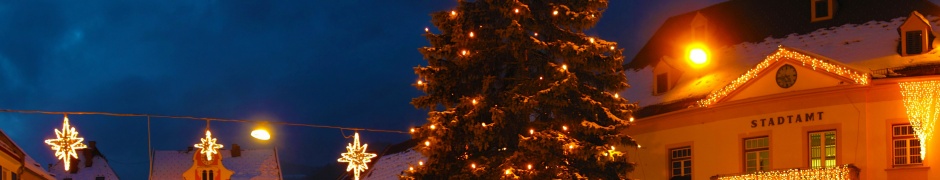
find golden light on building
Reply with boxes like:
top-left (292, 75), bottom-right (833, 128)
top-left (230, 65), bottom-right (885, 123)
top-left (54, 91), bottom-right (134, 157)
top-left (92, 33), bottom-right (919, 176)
top-left (716, 165), bottom-right (854, 180)
top-left (685, 43), bottom-right (710, 67)
top-left (689, 48), bottom-right (708, 65)
top-left (899, 80), bottom-right (940, 159)
top-left (697, 47), bottom-right (870, 107)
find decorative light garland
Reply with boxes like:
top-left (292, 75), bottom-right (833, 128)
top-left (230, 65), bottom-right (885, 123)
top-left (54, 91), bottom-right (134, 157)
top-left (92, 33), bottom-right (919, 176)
top-left (194, 130), bottom-right (223, 161)
top-left (697, 47), bottom-right (870, 107)
top-left (899, 80), bottom-right (940, 160)
top-left (44, 115), bottom-right (87, 171)
top-left (716, 164), bottom-right (855, 180)
top-left (337, 132), bottom-right (377, 180)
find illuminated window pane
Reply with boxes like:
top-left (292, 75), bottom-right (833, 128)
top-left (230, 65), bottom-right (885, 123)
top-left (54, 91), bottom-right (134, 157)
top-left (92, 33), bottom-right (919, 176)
top-left (669, 147), bottom-right (692, 177)
top-left (892, 124), bottom-right (923, 166)
top-left (744, 137), bottom-right (770, 173)
top-left (809, 130), bottom-right (836, 168)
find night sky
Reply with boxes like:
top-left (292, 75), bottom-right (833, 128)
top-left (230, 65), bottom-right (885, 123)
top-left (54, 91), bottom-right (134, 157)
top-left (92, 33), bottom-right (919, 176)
top-left (0, 0), bottom-right (838, 179)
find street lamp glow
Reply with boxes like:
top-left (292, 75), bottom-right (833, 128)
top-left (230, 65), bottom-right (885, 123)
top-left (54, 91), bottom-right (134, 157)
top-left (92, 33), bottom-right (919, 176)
top-left (689, 48), bottom-right (708, 64)
top-left (251, 129), bottom-right (271, 140)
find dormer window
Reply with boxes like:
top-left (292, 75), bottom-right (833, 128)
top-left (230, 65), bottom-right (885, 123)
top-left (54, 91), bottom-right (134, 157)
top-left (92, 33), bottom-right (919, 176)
top-left (898, 11), bottom-right (934, 56)
top-left (906, 30), bottom-right (924, 54)
top-left (691, 12), bottom-right (708, 41)
top-left (653, 57), bottom-right (682, 95)
top-left (811, 0), bottom-right (834, 22)
top-left (656, 73), bottom-right (668, 94)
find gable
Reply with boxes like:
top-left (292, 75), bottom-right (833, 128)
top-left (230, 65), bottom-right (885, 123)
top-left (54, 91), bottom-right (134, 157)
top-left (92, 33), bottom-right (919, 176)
top-left (697, 46), bottom-right (869, 107)
top-left (726, 61), bottom-right (849, 102)
top-left (901, 11), bottom-right (931, 30)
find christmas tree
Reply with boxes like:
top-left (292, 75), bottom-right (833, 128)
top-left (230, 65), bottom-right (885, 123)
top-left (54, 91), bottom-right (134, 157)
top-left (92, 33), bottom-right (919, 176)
top-left (410, 0), bottom-right (637, 179)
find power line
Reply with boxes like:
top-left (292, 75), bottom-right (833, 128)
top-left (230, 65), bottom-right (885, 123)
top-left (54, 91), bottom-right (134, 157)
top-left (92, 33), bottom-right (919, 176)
top-left (0, 108), bottom-right (408, 134)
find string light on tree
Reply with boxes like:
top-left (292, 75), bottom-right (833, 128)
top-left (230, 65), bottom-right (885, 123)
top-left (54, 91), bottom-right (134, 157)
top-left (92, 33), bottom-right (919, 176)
top-left (194, 130), bottom-right (223, 161)
top-left (44, 115), bottom-right (87, 171)
top-left (553, 10), bottom-right (558, 16)
top-left (337, 133), bottom-right (377, 180)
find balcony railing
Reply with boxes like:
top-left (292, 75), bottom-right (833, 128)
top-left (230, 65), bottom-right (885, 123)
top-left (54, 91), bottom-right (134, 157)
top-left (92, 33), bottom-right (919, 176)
top-left (710, 164), bottom-right (859, 180)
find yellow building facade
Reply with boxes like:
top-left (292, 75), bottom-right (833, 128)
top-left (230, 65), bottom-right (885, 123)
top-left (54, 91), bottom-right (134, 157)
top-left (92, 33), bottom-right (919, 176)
top-left (622, 1), bottom-right (940, 179)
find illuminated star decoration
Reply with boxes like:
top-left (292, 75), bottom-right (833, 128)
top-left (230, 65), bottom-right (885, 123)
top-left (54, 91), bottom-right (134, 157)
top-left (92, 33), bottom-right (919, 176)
top-left (337, 133), bottom-right (377, 180)
top-left (194, 130), bottom-right (223, 161)
top-left (44, 115), bottom-right (87, 171)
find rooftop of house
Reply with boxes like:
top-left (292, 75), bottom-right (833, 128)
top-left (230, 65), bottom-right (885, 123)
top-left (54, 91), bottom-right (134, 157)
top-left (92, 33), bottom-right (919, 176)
top-left (622, 1), bottom-right (940, 118)
top-left (49, 141), bottom-right (119, 180)
top-left (362, 139), bottom-right (424, 180)
top-left (626, 0), bottom-right (940, 70)
top-left (0, 129), bottom-right (55, 180)
top-left (150, 146), bottom-right (281, 180)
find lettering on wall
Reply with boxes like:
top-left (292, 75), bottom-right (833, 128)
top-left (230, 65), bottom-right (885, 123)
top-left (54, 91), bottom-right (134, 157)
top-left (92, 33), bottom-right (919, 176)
top-left (750, 112), bottom-right (824, 128)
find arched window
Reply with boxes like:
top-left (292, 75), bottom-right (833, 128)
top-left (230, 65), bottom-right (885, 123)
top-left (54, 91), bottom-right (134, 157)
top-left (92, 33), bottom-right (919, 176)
top-left (209, 170), bottom-right (215, 180)
top-left (202, 170), bottom-right (207, 180)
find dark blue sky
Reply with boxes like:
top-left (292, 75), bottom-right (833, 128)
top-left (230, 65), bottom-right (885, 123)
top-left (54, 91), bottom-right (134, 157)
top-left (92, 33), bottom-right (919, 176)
top-left (0, 0), bottom-right (737, 179)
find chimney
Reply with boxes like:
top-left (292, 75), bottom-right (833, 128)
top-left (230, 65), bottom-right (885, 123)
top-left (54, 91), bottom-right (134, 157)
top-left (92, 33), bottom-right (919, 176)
top-left (84, 141), bottom-right (96, 167)
top-left (231, 144), bottom-right (241, 157)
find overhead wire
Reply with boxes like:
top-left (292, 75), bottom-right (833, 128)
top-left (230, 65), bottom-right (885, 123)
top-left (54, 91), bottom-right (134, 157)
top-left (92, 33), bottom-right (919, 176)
top-left (0, 108), bottom-right (409, 134)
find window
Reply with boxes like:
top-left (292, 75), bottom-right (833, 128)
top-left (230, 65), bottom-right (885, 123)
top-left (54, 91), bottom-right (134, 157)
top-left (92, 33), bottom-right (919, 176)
top-left (811, 0), bottom-right (833, 21)
top-left (893, 124), bottom-right (922, 166)
top-left (96, 177), bottom-right (105, 180)
top-left (906, 31), bottom-right (924, 54)
top-left (10, 173), bottom-right (14, 180)
top-left (809, 130), bottom-right (837, 168)
top-left (202, 170), bottom-right (207, 180)
top-left (209, 170), bottom-right (214, 180)
top-left (814, 0), bottom-right (828, 18)
top-left (656, 73), bottom-right (668, 94)
top-left (744, 137), bottom-right (770, 173)
top-left (670, 147), bottom-right (692, 178)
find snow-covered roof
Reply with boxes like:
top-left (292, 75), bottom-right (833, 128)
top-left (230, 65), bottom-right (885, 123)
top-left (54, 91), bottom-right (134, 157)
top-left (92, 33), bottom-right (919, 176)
top-left (625, 15), bottom-right (940, 115)
top-left (150, 148), bottom-right (281, 180)
top-left (25, 156), bottom-right (55, 180)
top-left (0, 129), bottom-right (56, 179)
top-left (48, 141), bottom-right (119, 180)
top-left (363, 149), bottom-right (425, 180)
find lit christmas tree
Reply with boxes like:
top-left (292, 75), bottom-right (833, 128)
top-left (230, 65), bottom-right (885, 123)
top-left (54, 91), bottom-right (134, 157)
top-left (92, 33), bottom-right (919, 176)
top-left (410, 0), bottom-right (637, 179)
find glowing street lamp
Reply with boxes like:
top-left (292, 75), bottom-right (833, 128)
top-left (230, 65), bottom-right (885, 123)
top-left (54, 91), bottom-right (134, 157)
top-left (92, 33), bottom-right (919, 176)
top-left (689, 48), bottom-right (708, 64)
top-left (686, 43), bottom-right (710, 67)
top-left (251, 129), bottom-right (271, 140)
